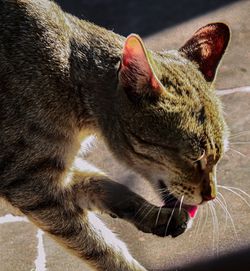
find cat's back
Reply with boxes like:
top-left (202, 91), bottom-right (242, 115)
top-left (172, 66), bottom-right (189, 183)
top-left (0, 0), bottom-right (79, 190)
top-left (0, 0), bottom-right (73, 135)
top-left (0, 0), bottom-right (71, 80)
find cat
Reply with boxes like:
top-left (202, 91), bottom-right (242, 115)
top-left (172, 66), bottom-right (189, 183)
top-left (0, 0), bottom-right (230, 270)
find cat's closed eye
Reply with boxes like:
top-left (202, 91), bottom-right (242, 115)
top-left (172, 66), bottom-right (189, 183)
top-left (194, 149), bottom-right (207, 170)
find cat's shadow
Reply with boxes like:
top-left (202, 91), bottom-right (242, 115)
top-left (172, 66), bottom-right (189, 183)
top-left (158, 245), bottom-right (250, 271)
top-left (56, 0), bottom-right (237, 37)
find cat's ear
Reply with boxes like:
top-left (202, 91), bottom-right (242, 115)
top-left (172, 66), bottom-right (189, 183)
top-left (179, 23), bottom-right (230, 82)
top-left (118, 34), bottom-right (164, 102)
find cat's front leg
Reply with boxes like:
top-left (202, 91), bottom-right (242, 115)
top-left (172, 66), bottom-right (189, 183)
top-left (73, 164), bottom-right (189, 238)
top-left (5, 164), bottom-right (147, 271)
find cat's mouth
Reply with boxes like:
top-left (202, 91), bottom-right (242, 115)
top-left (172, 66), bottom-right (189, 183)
top-left (158, 180), bottom-right (198, 218)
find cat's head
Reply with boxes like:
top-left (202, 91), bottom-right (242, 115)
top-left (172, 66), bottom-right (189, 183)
top-left (113, 23), bottom-right (230, 210)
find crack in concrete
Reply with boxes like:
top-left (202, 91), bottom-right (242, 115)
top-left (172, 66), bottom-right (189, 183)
top-left (35, 229), bottom-right (47, 271)
top-left (0, 214), bottom-right (28, 224)
top-left (0, 214), bottom-right (47, 270)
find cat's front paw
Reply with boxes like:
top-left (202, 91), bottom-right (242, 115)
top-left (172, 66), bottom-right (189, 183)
top-left (133, 206), bottom-right (190, 238)
top-left (151, 207), bottom-right (189, 238)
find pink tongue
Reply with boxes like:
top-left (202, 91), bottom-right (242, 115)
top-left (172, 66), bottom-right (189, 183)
top-left (165, 199), bottom-right (198, 218)
top-left (184, 205), bottom-right (198, 218)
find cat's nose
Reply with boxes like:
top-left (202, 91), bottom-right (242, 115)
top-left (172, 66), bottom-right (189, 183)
top-left (201, 185), bottom-right (215, 201)
top-left (201, 171), bottom-right (217, 202)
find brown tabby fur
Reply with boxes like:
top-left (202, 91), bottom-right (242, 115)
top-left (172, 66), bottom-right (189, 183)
top-left (0, 1), bottom-right (230, 270)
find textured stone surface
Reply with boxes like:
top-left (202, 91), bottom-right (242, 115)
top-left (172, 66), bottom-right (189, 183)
top-left (0, 1), bottom-right (250, 271)
top-left (0, 199), bottom-right (22, 217)
top-left (0, 222), bottom-right (37, 271)
top-left (43, 234), bottom-right (91, 271)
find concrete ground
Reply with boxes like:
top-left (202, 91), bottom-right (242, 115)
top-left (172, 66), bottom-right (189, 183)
top-left (0, 1), bottom-right (250, 270)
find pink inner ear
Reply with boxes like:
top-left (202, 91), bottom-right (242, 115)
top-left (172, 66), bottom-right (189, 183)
top-left (150, 76), bottom-right (160, 89)
top-left (201, 28), bottom-right (227, 80)
top-left (180, 23), bottom-right (230, 82)
top-left (123, 37), bottom-right (143, 66)
top-left (122, 36), bottom-right (149, 68)
top-left (121, 35), bottom-right (160, 90)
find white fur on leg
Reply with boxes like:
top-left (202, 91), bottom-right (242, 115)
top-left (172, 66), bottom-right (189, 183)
top-left (73, 159), bottom-right (101, 174)
top-left (79, 135), bottom-right (97, 157)
top-left (87, 212), bottom-right (146, 271)
top-left (87, 212), bottom-right (133, 261)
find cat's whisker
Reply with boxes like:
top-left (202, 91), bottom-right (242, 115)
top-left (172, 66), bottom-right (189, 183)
top-left (194, 206), bottom-right (203, 241)
top-left (134, 202), bottom-right (150, 220)
top-left (222, 186), bottom-right (250, 200)
top-left (138, 205), bottom-right (156, 225)
top-left (192, 205), bottom-right (203, 239)
top-left (133, 190), bottom-right (167, 220)
top-left (208, 202), bottom-right (216, 253)
top-left (155, 206), bottom-right (162, 227)
top-left (216, 191), bottom-right (238, 240)
top-left (161, 190), bottom-right (178, 204)
top-left (229, 130), bottom-right (250, 139)
top-left (230, 141), bottom-right (250, 145)
top-left (215, 198), bottom-right (227, 228)
top-left (200, 204), bottom-right (209, 236)
top-left (179, 195), bottom-right (184, 213)
top-left (218, 185), bottom-right (250, 209)
top-left (216, 193), bottom-right (229, 232)
top-left (211, 201), bottom-right (220, 255)
top-left (157, 188), bottom-right (177, 195)
top-left (228, 147), bottom-right (246, 157)
top-left (164, 201), bottom-right (178, 236)
top-left (156, 188), bottom-right (168, 192)
top-left (189, 208), bottom-right (200, 239)
top-left (217, 191), bottom-right (230, 208)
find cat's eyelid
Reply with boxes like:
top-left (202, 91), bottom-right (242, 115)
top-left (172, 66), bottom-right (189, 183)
top-left (199, 155), bottom-right (207, 170)
top-left (193, 149), bottom-right (207, 170)
top-left (193, 149), bottom-right (205, 162)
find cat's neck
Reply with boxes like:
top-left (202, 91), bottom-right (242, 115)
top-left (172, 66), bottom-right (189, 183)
top-left (67, 16), bottom-right (124, 131)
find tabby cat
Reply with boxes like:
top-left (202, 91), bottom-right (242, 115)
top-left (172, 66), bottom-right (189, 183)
top-left (0, 0), bottom-right (230, 270)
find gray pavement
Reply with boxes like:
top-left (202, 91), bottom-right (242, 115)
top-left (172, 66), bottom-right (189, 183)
top-left (0, 1), bottom-right (250, 270)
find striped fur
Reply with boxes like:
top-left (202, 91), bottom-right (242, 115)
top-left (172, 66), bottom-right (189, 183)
top-left (0, 1), bottom-right (229, 270)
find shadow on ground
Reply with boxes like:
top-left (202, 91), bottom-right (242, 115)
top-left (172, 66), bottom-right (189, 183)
top-left (162, 246), bottom-right (250, 271)
top-left (55, 0), bottom-right (237, 36)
